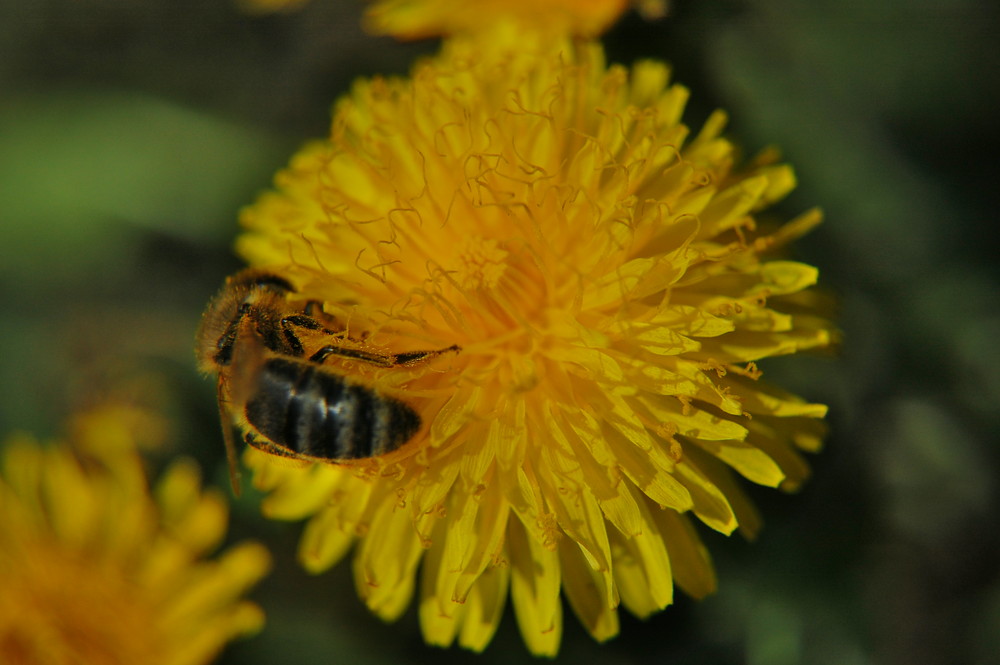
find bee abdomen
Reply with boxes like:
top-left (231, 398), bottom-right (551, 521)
top-left (245, 358), bottom-right (421, 460)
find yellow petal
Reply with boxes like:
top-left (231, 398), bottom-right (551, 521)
top-left (548, 407), bottom-right (644, 537)
top-left (508, 517), bottom-right (562, 657)
top-left (257, 464), bottom-right (341, 520)
top-left (673, 459), bottom-right (738, 534)
top-left (651, 506), bottom-right (717, 599)
top-left (691, 437), bottom-right (785, 488)
top-left (298, 504), bottom-right (356, 574)
top-left (354, 499), bottom-right (425, 620)
top-left (457, 564), bottom-right (510, 652)
top-left (682, 446), bottom-right (763, 539)
top-left (559, 543), bottom-right (620, 642)
top-left (610, 484), bottom-right (674, 609)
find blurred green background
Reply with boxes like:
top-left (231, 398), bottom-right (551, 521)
top-left (1, 1), bottom-right (998, 664)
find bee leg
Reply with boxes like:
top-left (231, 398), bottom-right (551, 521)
top-left (309, 343), bottom-right (460, 367)
top-left (244, 432), bottom-right (300, 460)
top-left (212, 303), bottom-right (254, 366)
top-left (392, 344), bottom-right (461, 366)
top-left (217, 383), bottom-right (243, 496)
top-left (308, 345), bottom-right (394, 367)
top-left (280, 313), bottom-right (347, 354)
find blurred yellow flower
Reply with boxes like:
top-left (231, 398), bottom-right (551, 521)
top-left (0, 430), bottom-right (270, 665)
top-left (237, 31), bottom-right (833, 655)
top-left (365, 0), bottom-right (666, 39)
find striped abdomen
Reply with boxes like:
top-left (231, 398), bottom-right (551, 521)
top-left (244, 357), bottom-right (421, 460)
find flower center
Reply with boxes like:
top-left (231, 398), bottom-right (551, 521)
top-left (456, 235), bottom-right (509, 291)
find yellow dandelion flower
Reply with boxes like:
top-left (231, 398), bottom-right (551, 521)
top-left (0, 432), bottom-right (270, 665)
top-left (235, 32), bottom-right (833, 655)
top-left (365, 0), bottom-right (666, 39)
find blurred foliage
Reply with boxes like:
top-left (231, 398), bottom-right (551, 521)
top-left (1, 1), bottom-right (998, 664)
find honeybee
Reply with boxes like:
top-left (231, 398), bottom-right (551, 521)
top-left (195, 268), bottom-right (459, 492)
